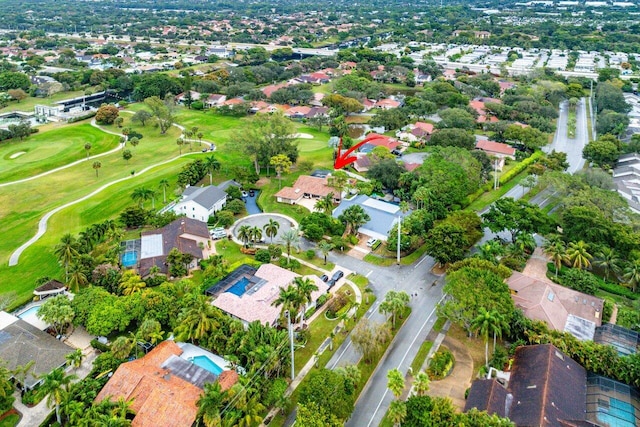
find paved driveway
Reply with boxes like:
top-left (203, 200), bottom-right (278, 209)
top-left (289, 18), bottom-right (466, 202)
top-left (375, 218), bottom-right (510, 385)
top-left (244, 191), bottom-right (261, 214)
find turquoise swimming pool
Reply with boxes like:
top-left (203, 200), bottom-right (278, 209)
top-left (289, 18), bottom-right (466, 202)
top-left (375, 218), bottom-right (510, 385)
top-left (18, 306), bottom-right (40, 318)
top-left (191, 355), bottom-right (223, 375)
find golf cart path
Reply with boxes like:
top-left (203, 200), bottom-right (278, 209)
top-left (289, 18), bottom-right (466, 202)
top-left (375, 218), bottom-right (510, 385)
top-left (0, 120), bottom-right (215, 188)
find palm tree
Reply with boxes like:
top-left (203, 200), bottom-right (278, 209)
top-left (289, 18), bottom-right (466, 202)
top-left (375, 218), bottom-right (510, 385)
top-left (131, 187), bottom-right (153, 208)
top-left (65, 349), bottom-right (84, 370)
top-left (205, 155), bottom-right (220, 185)
top-left (294, 277), bottom-right (319, 324)
top-left (263, 219), bottom-right (280, 243)
top-left (318, 241), bottom-right (334, 265)
top-left (176, 137), bottom-right (184, 154)
top-left (237, 225), bottom-right (252, 247)
top-left (110, 336), bottom-right (134, 359)
top-left (158, 179), bottom-right (170, 203)
top-left (37, 367), bottom-right (77, 425)
top-left (280, 228), bottom-right (300, 258)
top-left (338, 204), bottom-right (371, 236)
top-left (386, 368), bottom-right (405, 399)
top-left (379, 290), bottom-right (410, 328)
top-left (174, 296), bottom-right (220, 344)
top-left (84, 143), bottom-right (92, 158)
top-left (54, 234), bottom-right (80, 282)
top-left (388, 399), bottom-right (407, 427)
top-left (197, 132), bottom-right (204, 145)
top-left (92, 161), bottom-right (102, 177)
top-left (471, 308), bottom-right (507, 367)
top-left (272, 284), bottom-right (303, 324)
top-left (12, 361), bottom-right (34, 394)
top-left (595, 247), bottom-right (622, 281)
top-left (314, 193), bottom-right (335, 215)
top-left (476, 240), bottom-right (504, 263)
top-left (413, 371), bottom-right (430, 396)
top-left (249, 226), bottom-right (263, 244)
top-left (566, 240), bottom-right (593, 270)
top-left (543, 238), bottom-right (567, 277)
top-left (197, 382), bottom-right (225, 427)
top-left (623, 258), bottom-right (640, 292)
top-left (67, 263), bottom-right (89, 293)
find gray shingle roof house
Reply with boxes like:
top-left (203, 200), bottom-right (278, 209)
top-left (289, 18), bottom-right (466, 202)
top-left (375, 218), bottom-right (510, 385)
top-left (0, 311), bottom-right (74, 390)
top-left (332, 195), bottom-right (409, 241)
top-left (172, 185), bottom-right (228, 222)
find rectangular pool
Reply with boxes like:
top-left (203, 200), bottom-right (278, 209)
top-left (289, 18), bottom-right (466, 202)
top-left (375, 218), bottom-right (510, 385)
top-left (191, 355), bottom-right (223, 375)
top-left (226, 277), bottom-right (250, 296)
top-left (18, 306), bottom-right (39, 318)
top-left (121, 251), bottom-right (138, 267)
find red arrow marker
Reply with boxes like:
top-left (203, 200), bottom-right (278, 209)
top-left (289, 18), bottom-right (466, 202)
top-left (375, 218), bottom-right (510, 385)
top-left (333, 134), bottom-right (382, 170)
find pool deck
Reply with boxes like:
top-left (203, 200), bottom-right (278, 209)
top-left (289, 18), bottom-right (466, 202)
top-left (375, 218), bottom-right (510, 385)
top-left (14, 302), bottom-right (48, 330)
top-left (177, 342), bottom-right (232, 372)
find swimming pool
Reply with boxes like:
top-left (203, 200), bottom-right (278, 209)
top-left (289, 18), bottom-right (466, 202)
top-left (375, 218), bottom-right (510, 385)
top-left (226, 277), bottom-right (250, 296)
top-left (121, 251), bottom-right (138, 267)
top-left (18, 306), bottom-right (40, 318)
top-left (191, 355), bottom-right (223, 375)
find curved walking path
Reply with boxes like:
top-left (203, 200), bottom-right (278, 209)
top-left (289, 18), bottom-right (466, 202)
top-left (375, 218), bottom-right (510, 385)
top-left (0, 120), bottom-right (125, 188)
top-left (8, 150), bottom-right (199, 266)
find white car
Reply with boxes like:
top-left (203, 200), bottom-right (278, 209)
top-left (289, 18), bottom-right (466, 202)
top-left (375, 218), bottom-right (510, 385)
top-left (366, 238), bottom-right (378, 247)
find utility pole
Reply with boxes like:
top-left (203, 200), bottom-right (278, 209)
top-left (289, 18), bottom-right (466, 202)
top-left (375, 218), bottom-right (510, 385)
top-left (285, 310), bottom-right (295, 380)
top-left (493, 157), bottom-right (499, 190)
top-left (396, 216), bottom-right (402, 265)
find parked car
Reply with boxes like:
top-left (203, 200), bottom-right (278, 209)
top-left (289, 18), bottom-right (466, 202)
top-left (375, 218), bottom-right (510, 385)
top-left (327, 278), bottom-right (337, 288)
top-left (331, 270), bottom-right (344, 281)
top-left (320, 274), bottom-right (329, 282)
top-left (242, 191), bottom-right (248, 198)
top-left (202, 148), bottom-right (208, 152)
top-left (249, 189), bottom-right (255, 197)
top-left (366, 238), bottom-right (378, 247)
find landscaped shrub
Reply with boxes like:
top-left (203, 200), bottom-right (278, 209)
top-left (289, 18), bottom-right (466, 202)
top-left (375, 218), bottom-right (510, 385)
top-left (326, 293), bottom-right (349, 318)
top-left (553, 268), bottom-right (599, 295)
top-left (305, 249), bottom-right (315, 260)
top-left (225, 199), bottom-right (245, 214)
top-left (427, 348), bottom-right (454, 380)
top-left (255, 249), bottom-right (271, 263)
top-left (371, 240), bottom-right (382, 250)
top-left (602, 298), bottom-right (614, 323)
top-left (499, 150), bottom-right (543, 185)
top-left (191, 101), bottom-right (204, 110)
top-left (90, 339), bottom-right (111, 353)
top-left (316, 294), bottom-right (329, 307)
top-left (599, 281), bottom-right (638, 300)
top-left (216, 210), bottom-right (235, 228)
top-left (490, 346), bottom-right (508, 370)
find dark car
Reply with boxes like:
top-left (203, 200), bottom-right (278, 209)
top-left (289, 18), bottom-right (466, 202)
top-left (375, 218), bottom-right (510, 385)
top-left (331, 270), bottom-right (344, 281)
top-left (320, 274), bottom-right (329, 282)
top-left (327, 278), bottom-right (338, 288)
top-left (249, 189), bottom-right (255, 197)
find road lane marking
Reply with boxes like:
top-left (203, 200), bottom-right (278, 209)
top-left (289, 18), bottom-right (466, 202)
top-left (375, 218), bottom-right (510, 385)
top-left (365, 293), bottom-right (447, 427)
top-left (366, 270), bottom-right (372, 278)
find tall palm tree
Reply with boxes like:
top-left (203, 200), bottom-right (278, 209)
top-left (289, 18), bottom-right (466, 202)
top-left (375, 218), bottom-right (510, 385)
top-left (386, 368), bottom-right (405, 399)
top-left (272, 284), bottom-right (303, 324)
top-left (205, 155), bottom-right (220, 185)
top-left (67, 263), bottom-right (88, 293)
top-left (338, 205), bottom-right (371, 236)
top-left (131, 187), bottom-right (153, 208)
top-left (110, 336), bottom-right (134, 359)
top-left (92, 161), bottom-right (101, 177)
top-left (379, 290), bottom-right (410, 328)
top-left (314, 192), bottom-right (335, 215)
top-left (294, 277), bottom-right (319, 324)
top-left (176, 137), bottom-right (184, 154)
top-left (263, 219), bottom-right (280, 243)
top-left (543, 239), bottom-right (567, 277)
top-left (197, 382), bottom-right (225, 427)
top-left (476, 240), bottom-right (504, 263)
top-left (595, 247), bottom-right (622, 281)
top-left (84, 143), bottom-right (92, 158)
top-left (566, 240), bottom-right (593, 270)
top-left (174, 296), bottom-right (220, 344)
top-left (388, 399), bottom-right (407, 427)
top-left (249, 226), bottom-right (263, 244)
top-left (413, 371), bottom-right (430, 396)
top-left (318, 241), bottom-right (334, 265)
top-left (54, 234), bottom-right (80, 282)
top-left (65, 349), bottom-right (84, 370)
top-left (237, 225), bottom-right (252, 247)
top-left (471, 308), bottom-right (507, 367)
top-left (623, 258), bottom-right (640, 292)
top-left (37, 367), bottom-right (77, 425)
top-left (280, 228), bottom-right (300, 258)
top-left (158, 179), bottom-right (170, 203)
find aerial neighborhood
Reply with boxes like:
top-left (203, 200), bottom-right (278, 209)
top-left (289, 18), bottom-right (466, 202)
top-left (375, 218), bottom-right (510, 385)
top-left (0, 0), bottom-right (639, 426)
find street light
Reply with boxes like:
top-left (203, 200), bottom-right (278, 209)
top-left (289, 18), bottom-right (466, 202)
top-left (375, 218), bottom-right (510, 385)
top-left (284, 310), bottom-right (295, 380)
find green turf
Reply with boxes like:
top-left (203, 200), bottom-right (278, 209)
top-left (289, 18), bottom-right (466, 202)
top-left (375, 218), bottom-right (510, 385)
top-left (0, 122), bottom-right (120, 182)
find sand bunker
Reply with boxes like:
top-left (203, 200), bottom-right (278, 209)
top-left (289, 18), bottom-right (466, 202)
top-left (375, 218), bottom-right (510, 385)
top-left (294, 133), bottom-right (314, 139)
top-left (9, 151), bottom-right (25, 159)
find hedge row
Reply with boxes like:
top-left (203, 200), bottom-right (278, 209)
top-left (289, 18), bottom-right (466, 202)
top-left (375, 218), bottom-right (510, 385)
top-left (499, 150), bottom-right (544, 185)
top-left (547, 262), bottom-right (638, 300)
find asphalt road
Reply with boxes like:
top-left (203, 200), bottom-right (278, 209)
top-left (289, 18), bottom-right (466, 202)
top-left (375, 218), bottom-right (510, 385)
top-left (543, 98), bottom-right (588, 174)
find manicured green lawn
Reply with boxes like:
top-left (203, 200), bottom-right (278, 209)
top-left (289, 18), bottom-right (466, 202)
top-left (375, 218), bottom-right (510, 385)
top-left (466, 169), bottom-right (529, 212)
top-left (0, 90), bottom-right (86, 114)
top-left (0, 413), bottom-right (19, 427)
top-left (410, 340), bottom-right (434, 374)
top-left (0, 122), bottom-right (120, 182)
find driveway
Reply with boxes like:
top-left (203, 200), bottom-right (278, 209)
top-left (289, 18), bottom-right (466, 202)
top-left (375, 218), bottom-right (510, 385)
top-left (243, 191), bottom-right (261, 214)
top-left (426, 336), bottom-right (474, 410)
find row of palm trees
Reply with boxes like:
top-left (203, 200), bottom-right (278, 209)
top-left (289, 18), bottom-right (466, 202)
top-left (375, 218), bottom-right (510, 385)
top-left (385, 368), bottom-right (430, 427)
top-left (237, 219), bottom-right (281, 247)
top-left (543, 236), bottom-right (640, 291)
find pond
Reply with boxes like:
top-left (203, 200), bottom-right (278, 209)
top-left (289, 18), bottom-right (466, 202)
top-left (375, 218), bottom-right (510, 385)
top-left (347, 124), bottom-right (386, 139)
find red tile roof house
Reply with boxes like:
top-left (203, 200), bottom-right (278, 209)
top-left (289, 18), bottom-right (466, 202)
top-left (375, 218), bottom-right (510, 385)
top-left (475, 140), bottom-right (516, 171)
top-left (375, 98), bottom-right (401, 110)
top-left (469, 99), bottom-right (500, 125)
top-left (507, 271), bottom-right (604, 341)
top-left (284, 106), bottom-right (311, 119)
top-left (261, 83), bottom-right (288, 98)
top-left (411, 122), bottom-right (434, 139)
top-left (353, 153), bottom-right (372, 173)
top-left (212, 264), bottom-right (328, 326)
top-left (362, 133), bottom-right (401, 151)
top-left (275, 175), bottom-right (340, 205)
top-left (139, 218), bottom-right (213, 278)
top-left (96, 341), bottom-right (238, 427)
